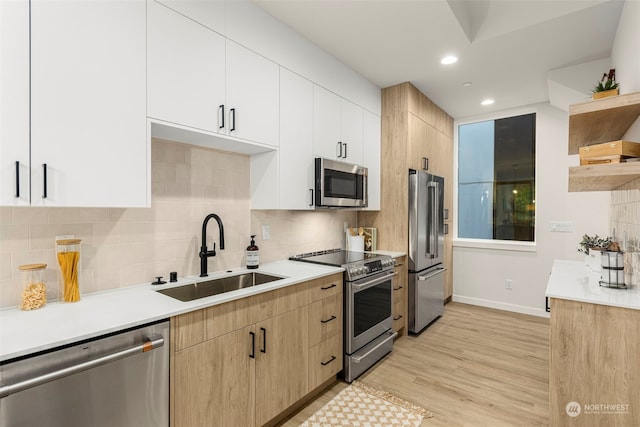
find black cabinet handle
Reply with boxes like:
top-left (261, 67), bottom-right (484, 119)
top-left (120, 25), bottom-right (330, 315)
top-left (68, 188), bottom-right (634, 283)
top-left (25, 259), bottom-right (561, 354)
top-left (336, 141), bottom-right (343, 158)
top-left (15, 161), bottom-right (20, 198)
top-left (320, 315), bottom-right (337, 324)
top-left (393, 315), bottom-right (403, 321)
top-left (545, 297), bottom-right (550, 313)
top-left (260, 327), bottom-right (266, 353)
top-left (343, 143), bottom-right (348, 158)
top-left (219, 105), bottom-right (225, 129)
top-left (321, 355), bottom-right (336, 366)
top-left (42, 163), bottom-right (48, 198)
top-left (393, 286), bottom-right (403, 291)
top-left (230, 108), bottom-right (236, 131)
top-left (321, 283), bottom-right (337, 290)
top-left (422, 157), bottom-right (428, 171)
top-left (309, 189), bottom-right (314, 207)
top-left (249, 331), bottom-right (255, 358)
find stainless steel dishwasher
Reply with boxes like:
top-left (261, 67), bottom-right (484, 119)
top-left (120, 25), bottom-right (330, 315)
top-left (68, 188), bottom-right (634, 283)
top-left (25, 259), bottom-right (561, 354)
top-left (0, 319), bottom-right (169, 427)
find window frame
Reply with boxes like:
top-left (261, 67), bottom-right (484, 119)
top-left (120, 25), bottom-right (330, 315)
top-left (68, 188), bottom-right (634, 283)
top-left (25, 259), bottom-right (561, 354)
top-left (453, 106), bottom-right (538, 251)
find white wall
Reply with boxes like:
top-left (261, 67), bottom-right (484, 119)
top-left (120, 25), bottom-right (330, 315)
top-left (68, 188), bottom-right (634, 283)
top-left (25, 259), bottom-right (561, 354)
top-left (611, 0), bottom-right (640, 94)
top-left (453, 103), bottom-right (610, 317)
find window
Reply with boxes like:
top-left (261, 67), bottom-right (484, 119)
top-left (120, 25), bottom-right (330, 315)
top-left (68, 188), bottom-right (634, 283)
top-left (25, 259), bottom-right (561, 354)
top-left (457, 113), bottom-right (536, 242)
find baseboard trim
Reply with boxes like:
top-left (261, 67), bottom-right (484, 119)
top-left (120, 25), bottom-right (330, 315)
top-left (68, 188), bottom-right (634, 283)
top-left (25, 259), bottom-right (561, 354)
top-left (452, 295), bottom-right (550, 318)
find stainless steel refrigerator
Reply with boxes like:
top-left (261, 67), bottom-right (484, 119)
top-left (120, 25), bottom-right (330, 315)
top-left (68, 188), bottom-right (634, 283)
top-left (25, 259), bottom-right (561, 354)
top-left (408, 169), bottom-right (445, 333)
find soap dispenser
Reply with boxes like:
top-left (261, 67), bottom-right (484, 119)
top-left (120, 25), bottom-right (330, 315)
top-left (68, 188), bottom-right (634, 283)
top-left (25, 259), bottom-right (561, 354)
top-left (246, 235), bottom-right (259, 269)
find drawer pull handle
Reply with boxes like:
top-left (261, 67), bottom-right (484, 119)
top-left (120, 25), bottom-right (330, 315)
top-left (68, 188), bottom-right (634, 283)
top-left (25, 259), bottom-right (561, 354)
top-left (260, 327), bottom-right (266, 354)
top-left (393, 286), bottom-right (403, 291)
top-left (321, 315), bottom-right (337, 324)
top-left (249, 331), bottom-right (255, 359)
top-left (321, 284), bottom-right (337, 290)
top-left (393, 315), bottom-right (403, 321)
top-left (321, 355), bottom-right (336, 366)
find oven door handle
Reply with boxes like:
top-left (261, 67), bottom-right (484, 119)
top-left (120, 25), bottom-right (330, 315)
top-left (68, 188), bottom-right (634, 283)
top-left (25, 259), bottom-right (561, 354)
top-left (352, 331), bottom-right (398, 363)
top-left (0, 336), bottom-right (164, 399)
top-left (418, 267), bottom-right (447, 281)
top-left (351, 272), bottom-right (396, 291)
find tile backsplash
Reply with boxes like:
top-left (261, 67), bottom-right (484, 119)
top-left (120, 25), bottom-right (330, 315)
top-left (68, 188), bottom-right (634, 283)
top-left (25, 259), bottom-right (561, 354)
top-left (0, 139), bottom-right (355, 308)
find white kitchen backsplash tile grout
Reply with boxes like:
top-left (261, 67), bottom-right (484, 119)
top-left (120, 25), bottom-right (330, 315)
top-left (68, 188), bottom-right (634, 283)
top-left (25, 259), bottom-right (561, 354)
top-left (0, 139), bottom-right (356, 308)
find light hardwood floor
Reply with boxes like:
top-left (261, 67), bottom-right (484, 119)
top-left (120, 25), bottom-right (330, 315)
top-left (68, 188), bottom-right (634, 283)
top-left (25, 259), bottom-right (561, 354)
top-left (280, 302), bottom-right (550, 427)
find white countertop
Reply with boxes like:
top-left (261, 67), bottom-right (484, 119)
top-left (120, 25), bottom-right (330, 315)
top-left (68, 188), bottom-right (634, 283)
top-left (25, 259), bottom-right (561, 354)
top-left (545, 259), bottom-right (640, 310)
top-left (0, 260), bottom-right (343, 362)
top-left (371, 250), bottom-right (406, 259)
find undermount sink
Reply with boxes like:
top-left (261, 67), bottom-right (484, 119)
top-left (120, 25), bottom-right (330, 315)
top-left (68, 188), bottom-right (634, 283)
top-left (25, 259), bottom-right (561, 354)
top-left (156, 272), bottom-right (285, 302)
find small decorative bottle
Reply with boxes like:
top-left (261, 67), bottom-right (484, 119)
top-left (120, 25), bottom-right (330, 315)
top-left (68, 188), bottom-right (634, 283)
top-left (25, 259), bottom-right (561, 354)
top-left (246, 235), bottom-right (259, 269)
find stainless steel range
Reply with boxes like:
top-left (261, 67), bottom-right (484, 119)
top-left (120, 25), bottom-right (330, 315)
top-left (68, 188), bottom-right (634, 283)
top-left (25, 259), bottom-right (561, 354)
top-left (290, 249), bottom-right (397, 382)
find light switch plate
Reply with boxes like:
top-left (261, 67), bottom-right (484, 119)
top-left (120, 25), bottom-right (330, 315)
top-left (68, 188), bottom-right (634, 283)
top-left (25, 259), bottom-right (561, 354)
top-left (550, 221), bottom-right (573, 232)
top-left (262, 225), bottom-right (270, 240)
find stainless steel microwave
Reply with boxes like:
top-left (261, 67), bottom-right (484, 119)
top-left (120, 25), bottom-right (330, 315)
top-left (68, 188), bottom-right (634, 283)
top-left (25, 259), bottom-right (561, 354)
top-left (315, 157), bottom-right (368, 208)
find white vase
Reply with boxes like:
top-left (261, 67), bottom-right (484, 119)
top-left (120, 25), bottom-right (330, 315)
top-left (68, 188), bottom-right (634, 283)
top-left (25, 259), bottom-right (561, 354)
top-left (588, 248), bottom-right (602, 272)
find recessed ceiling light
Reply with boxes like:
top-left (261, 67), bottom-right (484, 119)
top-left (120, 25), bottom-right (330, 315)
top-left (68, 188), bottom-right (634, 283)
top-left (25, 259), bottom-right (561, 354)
top-left (481, 99), bottom-right (495, 106)
top-left (440, 55), bottom-right (458, 65)
top-left (462, 82), bottom-right (472, 87)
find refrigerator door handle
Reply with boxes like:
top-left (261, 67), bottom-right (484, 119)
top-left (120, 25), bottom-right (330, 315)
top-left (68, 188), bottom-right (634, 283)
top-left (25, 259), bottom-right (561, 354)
top-left (426, 181), bottom-right (439, 259)
top-left (418, 267), bottom-right (447, 281)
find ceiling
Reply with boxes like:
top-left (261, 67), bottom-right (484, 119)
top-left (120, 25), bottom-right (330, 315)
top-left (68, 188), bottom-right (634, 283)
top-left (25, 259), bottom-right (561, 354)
top-left (253, 0), bottom-right (625, 119)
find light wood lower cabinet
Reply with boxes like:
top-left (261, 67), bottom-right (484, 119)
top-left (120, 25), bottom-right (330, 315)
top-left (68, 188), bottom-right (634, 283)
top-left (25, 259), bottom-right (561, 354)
top-left (173, 326), bottom-right (255, 426)
top-left (255, 307), bottom-right (309, 426)
top-left (392, 256), bottom-right (407, 334)
top-left (170, 272), bottom-right (343, 427)
top-left (550, 298), bottom-right (640, 426)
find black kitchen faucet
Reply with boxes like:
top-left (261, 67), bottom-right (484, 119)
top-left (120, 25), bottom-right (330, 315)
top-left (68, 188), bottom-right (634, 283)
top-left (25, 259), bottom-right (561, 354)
top-left (200, 213), bottom-right (225, 277)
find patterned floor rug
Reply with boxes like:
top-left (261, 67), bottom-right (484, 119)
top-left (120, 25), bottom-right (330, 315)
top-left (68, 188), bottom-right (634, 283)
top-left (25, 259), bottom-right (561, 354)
top-left (301, 381), bottom-right (433, 427)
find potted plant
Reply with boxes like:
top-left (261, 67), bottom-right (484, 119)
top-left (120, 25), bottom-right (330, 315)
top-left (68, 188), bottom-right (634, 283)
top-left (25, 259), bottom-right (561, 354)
top-left (578, 234), bottom-right (614, 270)
top-left (592, 69), bottom-right (619, 99)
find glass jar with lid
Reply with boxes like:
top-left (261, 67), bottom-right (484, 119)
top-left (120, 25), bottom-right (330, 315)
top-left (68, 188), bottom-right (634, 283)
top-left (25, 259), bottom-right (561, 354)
top-left (56, 239), bottom-right (81, 302)
top-left (19, 263), bottom-right (47, 310)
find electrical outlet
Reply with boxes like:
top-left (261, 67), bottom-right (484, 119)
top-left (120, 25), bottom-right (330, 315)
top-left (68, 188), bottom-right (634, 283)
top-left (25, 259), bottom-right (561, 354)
top-left (262, 225), bottom-right (270, 240)
top-left (505, 279), bottom-right (513, 290)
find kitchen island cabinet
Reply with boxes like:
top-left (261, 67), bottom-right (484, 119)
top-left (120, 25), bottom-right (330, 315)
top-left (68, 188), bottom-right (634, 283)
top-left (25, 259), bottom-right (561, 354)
top-left (546, 260), bottom-right (640, 426)
top-left (170, 272), bottom-right (343, 427)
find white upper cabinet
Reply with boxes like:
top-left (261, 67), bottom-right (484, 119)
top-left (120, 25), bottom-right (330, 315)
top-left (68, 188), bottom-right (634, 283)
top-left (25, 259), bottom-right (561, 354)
top-left (1, 0), bottom-right (148, 207)
top-left (362, 110), bottom-right (381, 211)
top-left (278, 69), bottom-right (314, 210)
top-left (340, 98), bottom-right (364, 165)
top-left (0, 0), bottom-right (30, 206)
top-left (147, 2), bottom-right (279, 148)
top-left (313, 85), bottom-right (364, 164)
top-left (226, 40), bottom-right (279, 147)
top-left (154, 0), bottom-right (225, 34)
top-left (147, 0), bottom-right (226, 134)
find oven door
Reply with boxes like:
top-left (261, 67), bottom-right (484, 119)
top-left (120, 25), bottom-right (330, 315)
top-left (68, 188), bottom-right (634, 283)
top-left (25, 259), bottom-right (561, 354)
top-left (315, 157), bottom-right (368, 208)
top-left (346, 269), bottom-right (393, 354)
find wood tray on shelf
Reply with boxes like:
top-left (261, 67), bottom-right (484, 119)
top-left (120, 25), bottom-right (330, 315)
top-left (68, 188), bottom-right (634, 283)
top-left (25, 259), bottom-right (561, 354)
top-left (579, 140), bottom-right (640, 165)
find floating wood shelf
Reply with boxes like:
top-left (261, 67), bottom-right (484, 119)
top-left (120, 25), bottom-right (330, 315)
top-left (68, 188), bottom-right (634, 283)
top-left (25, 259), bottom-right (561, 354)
top-left (569, 162), bottom-right (640, 192)
top-left (568, 91), bottom-right (640, 155)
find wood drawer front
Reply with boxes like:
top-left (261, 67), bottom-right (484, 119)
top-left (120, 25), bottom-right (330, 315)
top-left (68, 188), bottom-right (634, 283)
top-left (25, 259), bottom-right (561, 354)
top-left (393, 298), bottom-right (405, 332)
top-left (393, 281), bottom-right (405, 303)
top-left (308, 273), bottom-right (343, 302)
top-left (308, 333), bottom-right (343, 391)
top-left (205, 292), bottom-right (271, 341)
top-left (308, 293), bottom-right (342, 346)
top-left (172, 309), bottom-right (206, 352)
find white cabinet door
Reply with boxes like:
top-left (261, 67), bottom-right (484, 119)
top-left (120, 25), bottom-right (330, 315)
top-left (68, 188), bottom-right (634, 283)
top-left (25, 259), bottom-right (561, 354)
top-left (340, 98), bottom-right (363, 164)
top-left (279, 69), bottom-right (314, 210)
top-left (148, 0), bottom-right (225, 134)
top-left (313, 85), bottom-right (364, 164)
top-left (226, 40), bottom-right (279, 147)
top-left (313, 85), bottom-right (341, 160)
top-left (0, 0), bottom-right (30, 206)
top-left (362, 111), bottom-right (381, 211)
top-left (30, 0), bottom-right (148, 207)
